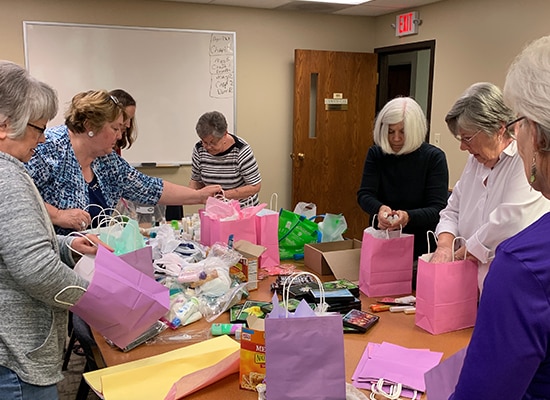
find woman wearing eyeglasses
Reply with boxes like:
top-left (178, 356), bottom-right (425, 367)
top-left (449, 35), bottom-right (550, 400)
top-left (430, 82), bottom-right (550, 292)
top-left (0, 61), bottom-right (106, 400)
top-left (190, 110), bottom-right (261, 207)
top-left (25, 90), bottom-right (221, 234)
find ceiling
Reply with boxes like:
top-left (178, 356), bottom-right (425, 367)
top-left (161, 0), bottom-right (444, 17)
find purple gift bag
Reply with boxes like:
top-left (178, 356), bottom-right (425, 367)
top-left (70, 246), bottom-right (169, 349)
top-left (265, 272), bottom-right (346, 400)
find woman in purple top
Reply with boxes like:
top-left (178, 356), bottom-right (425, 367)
top-left (450, 35), bottom-right (550, 399)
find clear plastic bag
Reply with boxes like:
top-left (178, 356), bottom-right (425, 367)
top-left (199, 281), bottom-right (250, 322)
top-left (318, 213), bottom-right (347, 242)
top-left (115, 198), bottom-right (166, 227)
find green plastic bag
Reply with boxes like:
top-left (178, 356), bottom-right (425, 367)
top-left (278, 209), bottom-right (320, 260)
top-left (100, 219), bottom-right (145, 255)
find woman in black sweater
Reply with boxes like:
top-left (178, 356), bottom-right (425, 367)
top-left (357, 97), bottom-right (449, 261)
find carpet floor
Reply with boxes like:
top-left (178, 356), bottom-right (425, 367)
top-left (57, 351), bottom-right (100, 400)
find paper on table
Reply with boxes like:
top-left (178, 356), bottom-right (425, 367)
top-left (352, 341), bottom-right (443, 393)
top-left (84, 335), bottom-right (240, 400)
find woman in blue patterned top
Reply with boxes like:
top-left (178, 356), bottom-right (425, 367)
top-left (26, 90), bottom-right (221, 234)
top-left (190, 111), bottom-right (261, 207)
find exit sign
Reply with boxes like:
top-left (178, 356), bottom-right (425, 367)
top-left (396, 11), bottom-right (419, 37)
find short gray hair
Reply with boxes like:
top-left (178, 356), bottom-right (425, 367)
top-left (373, 97), bottom-right (427, 155)
top-left (195, 111), bottom-right (228, 140)
top-left (445, 82), bottom-right (514, 139)
top-left (504, 35), bottom-right (550, 151)
top-left (0, 60), bottom-right (58, 139)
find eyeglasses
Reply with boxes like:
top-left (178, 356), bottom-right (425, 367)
top-left (27, 122), bottom-right (46, 136)
top-left (201, 135), bottom-right (224, 148)
top-left (505, 116), bottom-right (526, 130)
top-left (454, 129), bottom-right (482, 144)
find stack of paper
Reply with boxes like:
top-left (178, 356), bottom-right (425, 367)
top-left (352, 342), bottom-right (443, 399)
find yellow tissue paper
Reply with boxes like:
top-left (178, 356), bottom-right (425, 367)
top-left (84, 335), bottom-right (240, 400)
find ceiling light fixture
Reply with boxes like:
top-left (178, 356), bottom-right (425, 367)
top-left (299, 0), bottom-right (372, 5)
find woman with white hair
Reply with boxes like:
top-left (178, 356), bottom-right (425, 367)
top-left (357, 96), bottom-right (449, 264)
top-left (0, 61), bottom-right (101, 399)
top-left (430, 82), bottom-right (550, 292)
top-left (449, 36), bottom-right (550, 399)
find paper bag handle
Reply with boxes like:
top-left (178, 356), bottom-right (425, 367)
top-left (64, 231), bottom-right (98, 258)
top-left (372, 214), bottom-right (406, 239)
top-left (269, 193), bottom-right (278, 211)
top-left (282, 271), bottom-right (327, 316)
top-left (54, 285), bottom-right (87, 306)
top-left (425, 231), bottom-right (468, 261)
top-left (84, 204), bottom-right (124, 233)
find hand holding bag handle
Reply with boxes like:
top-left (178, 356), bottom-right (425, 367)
top-left (426, 231), bottom-right (467, 262)
top-left (415, 231), bottom-right (478, 335)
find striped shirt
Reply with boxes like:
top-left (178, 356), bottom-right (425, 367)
top-left (191, 134), bottom-right (261, 207)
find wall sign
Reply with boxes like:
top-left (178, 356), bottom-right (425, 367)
top-left (395, 11), bottom-right (419, 37)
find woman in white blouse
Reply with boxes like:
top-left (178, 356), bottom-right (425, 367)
top-left (430, 82), bottom-right (550, 292)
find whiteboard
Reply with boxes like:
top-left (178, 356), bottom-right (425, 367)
top-left (23, 22), bottom-right (236, 165)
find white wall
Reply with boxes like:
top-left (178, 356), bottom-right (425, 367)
top-left (374, 0), bottom-right (550, 186)
top-left (3, 0), bottom-right (550, 209)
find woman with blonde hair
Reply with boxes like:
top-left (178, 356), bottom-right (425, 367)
top-left (26, 90), bottom-right (221, 234)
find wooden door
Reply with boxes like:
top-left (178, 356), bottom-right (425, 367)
top-left (292, 50), bottom-right (378, 240)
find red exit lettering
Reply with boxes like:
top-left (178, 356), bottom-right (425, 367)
top-left (399, 13), bottom-right (413, 34)
top-left (396, 11), bottom-right (419, 37)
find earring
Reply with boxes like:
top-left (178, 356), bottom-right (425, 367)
top-left (530, 153), bottom-right (537, 184)
top-left (88, 131), bottom-right (94, 137)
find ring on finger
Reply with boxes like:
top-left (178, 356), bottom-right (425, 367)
top-left (81, 221), bottom-right (87, 229)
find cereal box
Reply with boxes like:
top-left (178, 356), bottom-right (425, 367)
top-left (239, 315), bottom-right (265, 391)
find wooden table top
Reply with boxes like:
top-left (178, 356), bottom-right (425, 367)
top-left (92, 269), bottom-right (471, 399)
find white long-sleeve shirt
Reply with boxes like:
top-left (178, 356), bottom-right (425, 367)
top-left (436, 140), bottom-right (550, 290)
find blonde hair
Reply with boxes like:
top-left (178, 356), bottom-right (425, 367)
top-left (65, 90), bottom-right (123, 134)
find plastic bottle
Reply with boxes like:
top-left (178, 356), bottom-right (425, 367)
top-left (171, 297), bottom-right (199, 328)
top-left (211, 323), bottom-right (243, 336)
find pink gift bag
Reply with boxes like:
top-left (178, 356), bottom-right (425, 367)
top-left (359, 225), bottom-right (414, 297)
top-left (415, 234), bottom-right (478, 335)
top-left (70, 246), bottom-right (170, 348)
top-left (255, 203), bottom-right (280, 268)
top-left (199, 197), bottom-right (264, 246)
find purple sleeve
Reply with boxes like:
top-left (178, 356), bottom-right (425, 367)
top-left (450, 244), bottom-right (550, 399)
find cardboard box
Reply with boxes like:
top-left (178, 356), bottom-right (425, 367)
top-left (304, 239), bottom-right (362, 281)
top-left (239, 315), bottom-right (265, 391)
top-left (231, 240), bottom-right (266, 291)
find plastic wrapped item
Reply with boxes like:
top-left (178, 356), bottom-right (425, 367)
top-left (146, 327), bottom-right (212, 345)
top-left (115, 199), bottom-right (166, 227)
top-left (318, 213), bottom-right (347, 242)
top-left (105, 320), bottom-right (169, 352)
top-left (199, 281), bottom-right (250, 322)
top-left (171, 297), bottom-right (200, 328)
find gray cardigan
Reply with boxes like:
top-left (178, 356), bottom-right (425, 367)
top-left (0, 151), bottom-right (88, 386)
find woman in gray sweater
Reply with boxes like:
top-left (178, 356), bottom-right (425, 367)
top-left (0, 61), bottom-right (101, 400)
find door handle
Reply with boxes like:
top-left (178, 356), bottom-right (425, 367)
top-left (290, 153), bottom-right (305, 160)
